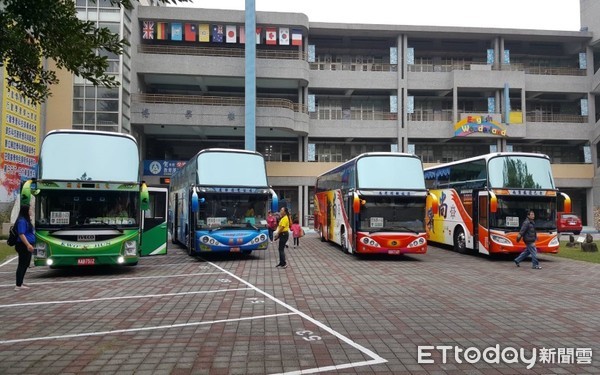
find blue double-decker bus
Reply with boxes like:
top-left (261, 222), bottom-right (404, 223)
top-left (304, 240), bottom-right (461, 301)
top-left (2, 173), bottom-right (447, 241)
top-left (169, 148), bottom-right (277, 256)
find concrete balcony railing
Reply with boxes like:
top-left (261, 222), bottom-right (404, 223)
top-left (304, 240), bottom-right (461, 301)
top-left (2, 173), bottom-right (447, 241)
top-left (138, 44), bottom-right (306, 61)
top-left (309, 62), bottom-right (397, 72)
top-left (525, 112), bottom-right (588, 123)
top-left (133, 94), bottom-right (308, 113)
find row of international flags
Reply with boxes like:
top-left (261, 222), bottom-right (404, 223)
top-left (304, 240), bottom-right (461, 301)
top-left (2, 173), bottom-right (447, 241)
top-left (142, 21), bottom-right (303, 46)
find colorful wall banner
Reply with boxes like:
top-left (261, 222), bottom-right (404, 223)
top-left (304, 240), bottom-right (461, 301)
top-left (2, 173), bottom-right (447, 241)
top-left (454, 114), bottom-right (507, 137)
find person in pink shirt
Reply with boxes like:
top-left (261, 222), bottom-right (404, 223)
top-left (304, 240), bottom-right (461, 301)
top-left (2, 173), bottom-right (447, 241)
top-left (290, 218), bottom-right (303, 248)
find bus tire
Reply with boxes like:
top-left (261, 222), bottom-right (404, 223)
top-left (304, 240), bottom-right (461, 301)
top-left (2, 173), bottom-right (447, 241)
top-left (453, 227), bottom-right (467, 253)
top-left (341, 228), bottom-right (349, 254)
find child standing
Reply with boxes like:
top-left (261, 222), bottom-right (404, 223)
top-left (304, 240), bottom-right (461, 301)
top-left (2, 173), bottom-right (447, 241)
top-left (290, 219), bottom-right (302, 248)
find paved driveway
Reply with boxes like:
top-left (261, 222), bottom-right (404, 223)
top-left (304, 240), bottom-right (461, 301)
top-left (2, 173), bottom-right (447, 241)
top-left (0, 234), bottom-right (598, 374)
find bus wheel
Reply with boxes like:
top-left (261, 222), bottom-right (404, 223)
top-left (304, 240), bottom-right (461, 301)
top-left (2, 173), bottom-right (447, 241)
top-left (341, 230), bottom-right (349, 254)
top-left (453, 228), bottom-right (467, 253)
top-left (186, 236), bottom-right (194, 256)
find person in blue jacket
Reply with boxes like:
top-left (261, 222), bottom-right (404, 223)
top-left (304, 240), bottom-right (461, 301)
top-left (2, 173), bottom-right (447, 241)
top-left (14, 204), bottom-right (35, 290)
top-left (514, 210), bottom-right (542, 269)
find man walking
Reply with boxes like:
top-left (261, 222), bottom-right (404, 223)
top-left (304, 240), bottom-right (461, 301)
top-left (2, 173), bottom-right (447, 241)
top-left (514, 210), bottom-right (542, 269)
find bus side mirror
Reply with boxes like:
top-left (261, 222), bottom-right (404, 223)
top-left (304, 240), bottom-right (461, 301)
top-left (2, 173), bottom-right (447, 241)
top-left (427, 192), bottom-right (439, 215)
top-left (271, 189), bottom-right (279, 212)
top-left (191, 189), bottom-right (199, 213)
top-left (140, 182), bottom-right (149, 211)
top-left (560, 192), bottom-right (571, 213)
top-left (21, 179), bottom-right (33, 206)
top-left (489, 191), bottom-right (498, 213)
top-left (353, 193), bottom-right (361, 213)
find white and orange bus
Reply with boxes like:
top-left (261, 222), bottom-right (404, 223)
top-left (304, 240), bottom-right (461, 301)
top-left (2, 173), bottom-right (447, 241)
top-left (424, 152), bottom-right (571, 255)
top-left (314, 152), bottom-right (438, 255)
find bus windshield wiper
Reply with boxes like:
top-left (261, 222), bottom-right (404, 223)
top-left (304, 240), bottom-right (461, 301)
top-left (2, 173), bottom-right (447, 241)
top-left (369, 226), bottom-right (419, 234)
top-left (94, 222), bottom-right (124, 233)
top-left (49, 223), bottom-right (85, 234)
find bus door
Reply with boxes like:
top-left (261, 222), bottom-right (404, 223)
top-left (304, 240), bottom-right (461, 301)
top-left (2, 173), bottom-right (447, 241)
top-left (477, 191), bottom-right (490, 252)
top-left (141, 187), bottom-right (168, 256)
top-left (471, 190), bottom-right (479, 252)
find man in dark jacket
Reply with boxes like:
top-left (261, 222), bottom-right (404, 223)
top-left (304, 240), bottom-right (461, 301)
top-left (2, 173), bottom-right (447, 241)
top-left (514, 210), bottom-right (542, 269)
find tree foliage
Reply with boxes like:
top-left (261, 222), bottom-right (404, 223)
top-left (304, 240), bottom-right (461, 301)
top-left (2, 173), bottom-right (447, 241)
top-left (0, 0), bottom-right (187, 103)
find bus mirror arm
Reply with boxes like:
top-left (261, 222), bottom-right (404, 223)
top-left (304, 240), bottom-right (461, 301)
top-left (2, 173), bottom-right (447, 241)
top-left (353, 193), bottom-right (361, 213)
top-left (427, 192), bottom-right (439, 215)
top-left (560, 192), bottom-right (571, 213)
top-left (489, 191), bottom-right (498, 213)
top-left (191, 188), bottom-right (199, 213)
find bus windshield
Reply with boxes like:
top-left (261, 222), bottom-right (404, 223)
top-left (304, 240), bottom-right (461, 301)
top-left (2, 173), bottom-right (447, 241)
top-left (357, 156), bottom-right (425, 190)
top-left (197, 193), bottom-right (270, 229)
top-left (489, 196), bottom-right (556, 231)
top-left (358, 196), bottom-right (425, 233)
top-left (35, 190), bottom-right (139, 229)
top-left (197, 152), bottom-right (268, 187)
top-left (39, 133), bottom-right (139, 182)
top-left (488, 155), bottom-right (555, 189)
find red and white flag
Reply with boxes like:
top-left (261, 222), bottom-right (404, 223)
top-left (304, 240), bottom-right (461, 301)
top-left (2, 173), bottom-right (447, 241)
top-left (255, 27), bottom-right (262, 44)
top-left (266, 27), bottom-right (277, 45)
top-left (279, 27), bottom-right (289, 45)
top-left (226, 25), bottom-right (237, 43)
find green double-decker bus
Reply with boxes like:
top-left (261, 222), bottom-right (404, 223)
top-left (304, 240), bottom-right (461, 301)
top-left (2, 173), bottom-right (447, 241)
top-left (24, 130), bottom-right (163, 267)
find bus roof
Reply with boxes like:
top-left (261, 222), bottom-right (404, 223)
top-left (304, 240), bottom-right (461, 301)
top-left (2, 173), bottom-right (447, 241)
top-left (424, 152), bottom-right (550, 171)
top-left (317, 152), bottom-right (420, 178)
top-left (43, 129), bottom-right (138, 145)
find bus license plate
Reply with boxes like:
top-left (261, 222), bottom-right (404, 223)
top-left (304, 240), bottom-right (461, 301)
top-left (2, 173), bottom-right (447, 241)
top-left (231, 247), bottom-right (240, 252)
top-left (388, 250), bottom-right (401, 255)
top-left (78, 258), bottom-right (95, 266)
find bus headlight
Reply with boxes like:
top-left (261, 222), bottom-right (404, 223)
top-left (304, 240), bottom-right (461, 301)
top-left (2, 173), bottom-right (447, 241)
top-left (407, 237), bottom-right (426, 248)
top-left (35, 243), bottom-right (47, 258)
top-left (248, 234), bottom-right (268, 245)
top-left (46, 258), bottom-right (54, 266)
top-left (361, 237), bottom-right (381, 247)
top-left (124, 240), bottom-right (137, 256)
top-left (117, 256), bottom-right (125, 264)
top-left (200, 235), bottom-right (225, 247)
top-left (491, 234), bottom-right (512, 245)
top-left (549, 236), bottom-right (559, 246)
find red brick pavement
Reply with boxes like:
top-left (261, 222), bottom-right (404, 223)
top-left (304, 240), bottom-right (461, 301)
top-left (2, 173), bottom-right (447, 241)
top-left (0, 234), bottom-right (598, 374)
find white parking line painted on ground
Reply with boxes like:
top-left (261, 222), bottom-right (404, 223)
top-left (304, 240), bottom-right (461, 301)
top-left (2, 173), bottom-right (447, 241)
top-left (206, 262), bottom-right (388, 373)
top-left (0, 272), bottom-right (223, 288)
top-left (0, 287), bottom-right (252, 308)
top-left (271, 359), bottom-right (388, 375)
top-left (0, 256), bottom-right (17, 268)
top-left (0, 312), bottom-right (297, 344)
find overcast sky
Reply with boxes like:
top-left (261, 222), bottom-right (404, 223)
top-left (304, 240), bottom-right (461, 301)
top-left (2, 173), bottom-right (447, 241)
top-left (175, 0), bottom-right (581, 31)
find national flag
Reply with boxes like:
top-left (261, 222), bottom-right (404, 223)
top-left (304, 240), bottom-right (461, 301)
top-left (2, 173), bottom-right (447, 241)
top-left (171, 23), bottom-right (182, 41)
top-left (212, 25), bottom-right (223, 43)
top-left (199, 24), bottom-right (210, 42)
top-left (266, 27), bottom-right (277, 45)
top-left (279, 27), bottom-right (289, 45)
top-left (142, 21), bottom-right (154, 40)
top-left (184, 23), bottom-right (197, 42)
top-left (291, 29), bottom-right (302, 46)
top-left (156, 22), bottom-right (167, 40)
top-left (255, 27), bottom-right (262, 44)
top-left (226, 25), bottom-right (237, 43)
top-left (239, 26), bottom-right (245, 44)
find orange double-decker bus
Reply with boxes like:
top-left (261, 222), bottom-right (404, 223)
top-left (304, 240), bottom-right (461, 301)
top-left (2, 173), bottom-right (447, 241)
top-left (314, 152), bottom-right (438, 255)
top-left (424, 152), bottom-right (571, 255)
